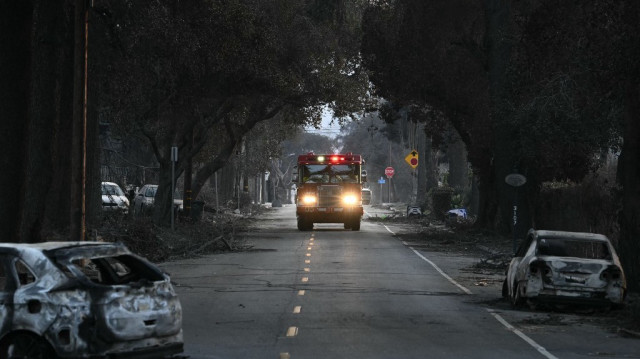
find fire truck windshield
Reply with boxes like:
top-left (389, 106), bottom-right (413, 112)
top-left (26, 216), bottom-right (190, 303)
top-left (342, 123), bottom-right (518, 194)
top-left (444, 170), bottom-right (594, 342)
top-left (301, 164), bottom-right (360, 184)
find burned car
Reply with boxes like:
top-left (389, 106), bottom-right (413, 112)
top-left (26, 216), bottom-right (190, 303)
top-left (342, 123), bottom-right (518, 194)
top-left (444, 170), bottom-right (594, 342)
top-left (503, 229), bottom-right (626, 309)
top-left (0, 242), bottom-right (183, 358)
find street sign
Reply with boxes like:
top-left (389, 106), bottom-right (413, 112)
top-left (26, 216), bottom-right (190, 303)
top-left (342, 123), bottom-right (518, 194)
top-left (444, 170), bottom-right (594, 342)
top-left (378, 177), bottom-right (386, 184)
top-left (505, 173), bottom-right (527, 187)
top-left (384, 166), bottom-right (395, 178)
top-left (171, 146), bottom-right (178, 162)
top-left (405, 150), bottom-right (419, 169)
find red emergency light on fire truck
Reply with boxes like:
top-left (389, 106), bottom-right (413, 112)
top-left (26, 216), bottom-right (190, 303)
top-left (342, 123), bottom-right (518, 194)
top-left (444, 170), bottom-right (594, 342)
top-left (294, 152), bottom-right (367, 231)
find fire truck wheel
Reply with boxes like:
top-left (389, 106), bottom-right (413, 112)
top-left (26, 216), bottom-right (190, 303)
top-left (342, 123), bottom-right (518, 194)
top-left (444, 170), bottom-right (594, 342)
top-left (351, 219), bottom-right (361, 231)
top-left (343, 222), bottom-right (351, 230)
top-left (298, 217), bottom-right (313, 231)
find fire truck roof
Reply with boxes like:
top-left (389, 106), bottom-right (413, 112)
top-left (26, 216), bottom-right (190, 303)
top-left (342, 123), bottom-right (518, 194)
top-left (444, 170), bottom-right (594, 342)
top-left (297, 153), bottom-right (363, 164)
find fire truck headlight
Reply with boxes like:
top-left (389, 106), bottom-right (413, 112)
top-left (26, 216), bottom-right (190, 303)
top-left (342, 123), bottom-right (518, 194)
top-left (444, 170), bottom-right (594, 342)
top-left (302, 195), bottom-right (317, 205)
top-left (342, 194), bottom-right (358, 205)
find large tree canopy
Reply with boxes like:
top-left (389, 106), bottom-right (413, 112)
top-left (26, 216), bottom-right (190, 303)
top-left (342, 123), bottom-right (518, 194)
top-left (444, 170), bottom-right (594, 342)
top-left (93, 0), bottom-right (371, 224)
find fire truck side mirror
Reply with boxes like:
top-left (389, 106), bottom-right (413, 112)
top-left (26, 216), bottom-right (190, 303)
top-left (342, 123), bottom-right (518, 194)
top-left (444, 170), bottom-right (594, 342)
top-left (292, 174), bottom-right (299, 184)
top-left (361, 170), bottom-right (368, 182)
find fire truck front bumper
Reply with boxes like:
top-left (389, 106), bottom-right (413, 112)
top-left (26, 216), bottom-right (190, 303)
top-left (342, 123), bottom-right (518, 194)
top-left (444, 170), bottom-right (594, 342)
top-left (296, 206), bottom-right (363, 223)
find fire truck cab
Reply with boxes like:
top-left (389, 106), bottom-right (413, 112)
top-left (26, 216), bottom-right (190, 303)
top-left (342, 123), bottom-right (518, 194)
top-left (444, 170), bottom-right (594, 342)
top-left (295, 153), bottom-right (366, 231)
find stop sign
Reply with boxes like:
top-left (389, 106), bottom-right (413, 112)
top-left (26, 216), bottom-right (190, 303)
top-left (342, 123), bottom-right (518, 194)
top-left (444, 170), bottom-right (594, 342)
top-left (385, 166), bottom-right (395, 178)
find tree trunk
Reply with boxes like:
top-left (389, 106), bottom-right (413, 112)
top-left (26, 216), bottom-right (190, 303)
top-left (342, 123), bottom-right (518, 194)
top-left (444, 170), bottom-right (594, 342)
top-left (483, 0), bottom-right (514, 234)
top-left (20, 0), bottom-right (75, 242)
top-left (0, 0), bottom-right (31, 242)
top-left (70, 0), bottom-right (87, 241)
top-left (191, 138), bottom-right (239, 200)
top-left (618, 82), bottom-right (640, 292)
top-left (448, 136), bottom-right (469, 191)
top-left (152, 159), bottom-right (173, 226)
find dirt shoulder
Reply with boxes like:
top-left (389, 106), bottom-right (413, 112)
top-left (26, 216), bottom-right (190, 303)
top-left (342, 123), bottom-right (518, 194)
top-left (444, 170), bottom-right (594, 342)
top-left (368, 215), bottom-right (640, 337)
top-left (97, 207), bottom-right (263, 262)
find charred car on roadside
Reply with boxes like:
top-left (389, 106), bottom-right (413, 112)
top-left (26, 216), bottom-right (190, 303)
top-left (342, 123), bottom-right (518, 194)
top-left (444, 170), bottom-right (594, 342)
top-left (0, 241), bottom-right (183, 358)
top-left (503, 229), bottom-right (626, 309)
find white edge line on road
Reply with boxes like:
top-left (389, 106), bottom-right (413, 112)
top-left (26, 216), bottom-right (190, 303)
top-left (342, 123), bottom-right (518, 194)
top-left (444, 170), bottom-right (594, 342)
top-left (408, 247), bottom-right (473, 295)
top-left (487, 309), bottom-right (559, 359)
top-left (383, 223), bottom-right (471, 295)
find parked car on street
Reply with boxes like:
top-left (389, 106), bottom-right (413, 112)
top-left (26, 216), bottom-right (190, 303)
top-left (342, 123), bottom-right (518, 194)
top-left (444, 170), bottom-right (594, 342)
top-left (101, 181), bottom-right (129, 214)
top-left (0, 241), bottom-right (183, 358)
top-left (361, 187), bottom-right (372, 205)
top-left (133, 184), bottom-right (185, 216)
top-left (133, 184), bottom-right (158, 216)
top-left (503, 229), bottom-right (626, 309)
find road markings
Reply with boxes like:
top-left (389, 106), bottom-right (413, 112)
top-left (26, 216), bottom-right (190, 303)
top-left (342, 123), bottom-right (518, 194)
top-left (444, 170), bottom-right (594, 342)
top-left (385, 223), bottom-right (472, 295)
top-left (286, 326), bottom-right (298, 337)
top-left (306, 253), bottom-right (311, 257)
top-left (305, 259), bottom-right (310, 264)
top-left (310, 237), bottom-right (314, 241)
top-left (301, 277), bottom-right (309, 282)
top-left (280, 353), bottom-right (290, 359)
top-left (304, 268), bottom-right (310, 272)
top-left (487, 309), bottom-right (559, 359)
top-left (309, 242), bottom-right (314, 246)
top-left (298, 290), bottom-right (305, 296)
top-left (307, 247), bottom-right (312, 250)
top-left (293, 306), bottom-right (302, 314)
top-left (409, 247), bottom-right (473, 295)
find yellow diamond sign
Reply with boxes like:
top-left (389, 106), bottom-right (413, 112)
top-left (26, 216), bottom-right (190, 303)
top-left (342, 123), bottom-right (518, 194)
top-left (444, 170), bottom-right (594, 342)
top-left (405, 150), bottom-right (419, 169)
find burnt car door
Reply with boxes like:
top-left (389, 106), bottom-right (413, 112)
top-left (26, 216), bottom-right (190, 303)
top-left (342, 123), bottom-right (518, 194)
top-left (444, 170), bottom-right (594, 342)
top-left (7, 255), bottom-right (54, 333)
top-left (506, 232), bottom-right (535, 299)
top-left (0, 255), bottom-right (11, 334)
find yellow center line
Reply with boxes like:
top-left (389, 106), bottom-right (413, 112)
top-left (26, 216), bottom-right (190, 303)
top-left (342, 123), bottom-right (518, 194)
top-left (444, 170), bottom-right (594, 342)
top-left (293, 306), bottom-right (302, 314)
top-left (286, 327), bottom-right (298, 337)
top-left (309, 242), bottom-right (314, 246)
top-left (304, 268), bottom-right (310, 272)
top-left (301, 277), bottom-right (309, 282)
top-left (307, 247), bottom-right (312, 250)
top-left (306, 253), bottom-right (311, 257)
top-left (305, 259), bottom-right (310, 264)
top-left (298, 290), bottom-right (305, 296)
top-left (280, 353), bottom-right (290, 359)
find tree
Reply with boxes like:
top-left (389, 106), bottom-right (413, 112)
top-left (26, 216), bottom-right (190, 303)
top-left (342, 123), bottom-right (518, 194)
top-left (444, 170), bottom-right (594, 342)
top-left (93, 0), bottom-right (370, 225)
top-left (1, 0), bottom-right (101, 243)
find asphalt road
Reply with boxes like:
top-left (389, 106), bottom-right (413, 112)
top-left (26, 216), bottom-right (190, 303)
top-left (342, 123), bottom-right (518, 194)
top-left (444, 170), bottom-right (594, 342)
top-left (161, 205), bottom-right (640, 359)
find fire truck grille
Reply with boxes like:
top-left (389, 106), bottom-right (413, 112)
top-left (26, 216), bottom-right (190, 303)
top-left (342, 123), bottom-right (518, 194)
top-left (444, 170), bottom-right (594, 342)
top-left (317, 186), bottom-right (342, 207)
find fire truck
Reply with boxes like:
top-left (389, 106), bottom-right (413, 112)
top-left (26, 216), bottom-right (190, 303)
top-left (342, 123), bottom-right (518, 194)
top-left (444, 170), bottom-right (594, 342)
top-left (295, 153), bottom-right (367, 231)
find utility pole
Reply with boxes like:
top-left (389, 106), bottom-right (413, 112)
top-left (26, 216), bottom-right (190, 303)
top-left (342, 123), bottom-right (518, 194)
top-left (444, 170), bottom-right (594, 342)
top-left (70, 0), bottom-right (89, 241)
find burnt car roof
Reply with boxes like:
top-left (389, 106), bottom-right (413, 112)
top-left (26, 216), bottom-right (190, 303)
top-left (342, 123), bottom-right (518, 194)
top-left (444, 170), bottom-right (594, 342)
top-left (0, 241), bottom-right (130, 259)
top-left (532, 230), bottom-right (609, 242)
top-left (0, 241), bottom-right (126, 252)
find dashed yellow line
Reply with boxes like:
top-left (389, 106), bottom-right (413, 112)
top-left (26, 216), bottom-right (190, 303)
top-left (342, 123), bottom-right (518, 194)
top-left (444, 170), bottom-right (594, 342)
top-left (301, 277), bottom-right (309, 282)
top-left (286, 326), bottom-right (298, 337)
top-left (304, 267), bottom-right (310, 272)
top-left (293, 306), bottom-right (302, 314)
top-left (280, 353), bottom-right (290, 359)
top-left (305, 259), bottom-right (310, 264)
top-left (298, 290), bottom-right (305, 296)
top-left (306, 253), bottom-right (311, 257)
